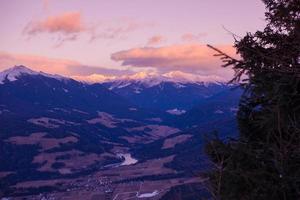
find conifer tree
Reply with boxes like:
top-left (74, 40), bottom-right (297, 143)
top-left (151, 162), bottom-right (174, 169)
top-left (206, 0), bottom-right (300, 199)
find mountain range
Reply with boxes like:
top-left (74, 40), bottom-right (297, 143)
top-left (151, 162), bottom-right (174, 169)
top-left (0, 66), bottom-right (242, 199)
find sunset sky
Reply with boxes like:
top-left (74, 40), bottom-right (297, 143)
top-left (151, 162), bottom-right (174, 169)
top-left (0, 0), bottom-right (266, 81)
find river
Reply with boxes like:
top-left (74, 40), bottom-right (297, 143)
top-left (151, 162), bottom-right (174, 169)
top-left (117, 153), bottom-right (138, 166)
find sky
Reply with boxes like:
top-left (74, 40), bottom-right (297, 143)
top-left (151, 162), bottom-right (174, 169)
top-left (0, 0), bottom-right (266, 82)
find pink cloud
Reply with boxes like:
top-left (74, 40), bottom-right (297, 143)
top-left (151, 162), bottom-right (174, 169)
top-left (23, 12), bottom-right (88, 46)
top-left (181, 33), bottom-right (207, 42)
top-left (147, 35), bottom-right (166, 46)
top-left (23, 13), bottom-right (152, 45)
top-left (111, 44), bottom-right (237, 78)
top-left (24, 12), bottom-right (85, 35)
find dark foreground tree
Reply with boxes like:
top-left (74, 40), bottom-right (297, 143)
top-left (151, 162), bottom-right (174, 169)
top-left (206, 0), bottom-right (300, 199)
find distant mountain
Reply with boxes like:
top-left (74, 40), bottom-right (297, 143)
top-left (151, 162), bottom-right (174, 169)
top-left (0, 65), bottom-right (66, 84)
top-left (72, 70), bottom-right (227, 85)
top-left (0, 66), bottom-right (150, 119)
top-left (102, 79), bottom-right (229, 111)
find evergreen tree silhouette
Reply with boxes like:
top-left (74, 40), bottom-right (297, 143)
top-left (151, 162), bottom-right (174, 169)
top-left (206, 0), bottom-right (300, 199)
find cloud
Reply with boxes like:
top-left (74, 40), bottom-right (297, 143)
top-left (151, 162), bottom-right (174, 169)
top-left (181, 33), bottom-right (207, 42)
top-left (24, 12), bottom-right (85, 36)
top-left (0, 51), bottom-right (231, 83)
top-left (111, 44), bottom-right (237, 78)
top-left (90, 18), bottom-right (154, 41)
top-left (23, 11), bottom-right (87, 46)
top-left (147, 35), bottom-right (166, 46)
top-left (0, 51), bottom-right (130, 77)
top-left (23, 13), bottom-right (152, 45)
top-left (66, 64), bottom-right (132, 76)
top-left (42, 0), bottom-right (50, 10)
top-left (90, 22), bottom-right (138, 41)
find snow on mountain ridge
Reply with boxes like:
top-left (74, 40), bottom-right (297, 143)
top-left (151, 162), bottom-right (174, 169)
top-left (0, 66), bottom-right (228, 87)
top-left (106, 71), bottom-right (227, 89)
top-left (0, 65), bottom-right (68, 84)
top-left (163, 71), bottom-right (227, 84)
top-left (71, 74), bottom-right (116, 83)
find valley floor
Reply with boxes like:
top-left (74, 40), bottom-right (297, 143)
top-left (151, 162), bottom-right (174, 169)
top-left (9, 155), bottom-right (206, 200)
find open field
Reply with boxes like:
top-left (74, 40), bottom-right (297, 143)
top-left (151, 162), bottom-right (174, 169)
top-left (162, 134), bottom-right (192, 149)
top-left (6, 132), bottom-right (78, 151)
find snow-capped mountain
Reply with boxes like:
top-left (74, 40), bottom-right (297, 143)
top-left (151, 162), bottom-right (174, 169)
top-left (0, 66), bottom-right (241, 124)
top-left (72, 70), bottom-right (227, 86)
top-left (100, 71), bottom-right (229, 110)
top-left (0, 66), bottom-right (235, 112)
top-left (0, 66), bottom-right (154, 120)
top-left (0, 65), bottom-right (67, 84)
top-left (102, 79), bottom-right (230, 111)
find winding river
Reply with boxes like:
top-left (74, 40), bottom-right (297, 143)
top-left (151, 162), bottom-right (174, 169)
top-left (117, 153), bottom-right (138, 166)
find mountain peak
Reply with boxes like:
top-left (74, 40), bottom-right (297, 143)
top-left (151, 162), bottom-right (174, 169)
top-left (6, 65), bottom-right (35, 74)
top-left (0, 65), bottom-right (67, 84)
top-left (11, 65), bottom-right (31, 70)
top-left (105, 71), bottom-right (227, 89)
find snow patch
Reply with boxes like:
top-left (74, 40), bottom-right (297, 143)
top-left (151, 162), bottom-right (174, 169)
top-left (137, 190), bottom-right (159, 198)
top-left (72, 109), bottom-right (89, 114)
top-left (166, 108), bottom-right (186, 115)
top-left (214, 109), bottom-right (224, 114)
top-left (230, 107), bottom-right (238, 112)
top-left (173, 82), bottom-right (186, 88)
top-left (117, 82), bottom-right (132, 88)
top-left (117, 153), bottom-right (138, 166)
top-left (134, 88), bottom-right (142, 93)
